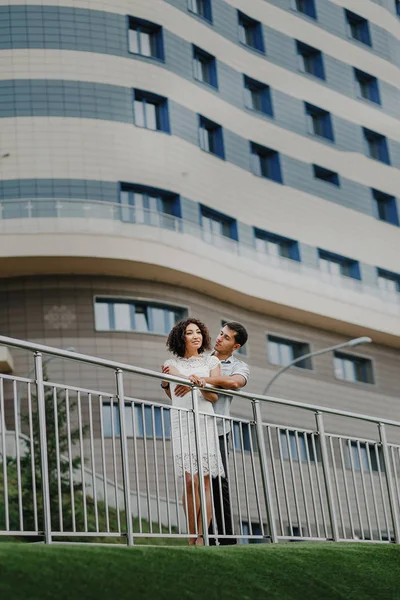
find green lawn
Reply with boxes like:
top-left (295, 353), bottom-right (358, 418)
top-left (0, 542), bottom-right (399, 599)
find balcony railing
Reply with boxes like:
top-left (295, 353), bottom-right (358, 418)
top-left (0, 335), bottom-right (399, 546)
top-left (0, 198), bottom-right (399, 310)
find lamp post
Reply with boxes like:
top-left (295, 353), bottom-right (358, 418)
top-left (262, 336), bottom-right (372, 396)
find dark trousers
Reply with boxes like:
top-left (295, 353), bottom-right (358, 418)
top-left (208, 434), bottom-right (237, 545)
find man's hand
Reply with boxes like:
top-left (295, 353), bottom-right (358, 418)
top-left (189, 374), bottom-right (207, 388)
top-left (162, 365), bottom-right (191, 397)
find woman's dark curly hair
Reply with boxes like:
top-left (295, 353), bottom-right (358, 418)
top-left (166, 318), bottom-right (212, 358)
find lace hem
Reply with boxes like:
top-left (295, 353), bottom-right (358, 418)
top-left (174, 452), bottom-right (225, 478)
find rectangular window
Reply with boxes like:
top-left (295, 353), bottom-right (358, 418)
top-left (241, 521), bottom-right (264, 544)
top-left (363, 128), bottom-right (390, 164)
top-left (397, 0), bottom-right (400, 17)
top-left (345, 441), bottom-right (383, 472)
top-left (133, 90), bottom-right (170, 132)
top-left (296, 41), bottom-right (325, 80)
top-left (377, 269), bottom-right (400, 294)
top-left (372, 189), bottom-right (398, 225)
top-left (193, 46), bottom-right (218, 88)
top-left (128, 17), bottom-right (164, 59)
top-left (238, 11), bottom-right (265, 53)
top-left (345, 10), bottom-right (372, 46)
top-left (119, 184), bottom-right (180, 227)
top-left (334, 352), bottom-right (374, 384)
top-left (244, 76), bottom-right (273, 116)
top-left (95, 298), bottom-right (186, 334)
top-left (267, 335), bottom-right (312, 370)
top-left (255, 229), bottom-right (300, 261)
top-left (233, 422), bottom-right (254, 452)
top-left (318, 250), bottom-right (361, 280)
top-left (313, 165), bottom-right (340, 186)
top-left (292, 0), bottom-right (317, 19)
top-left (188, 0), bottom-right (212, 22)
top-left (305, 103), bottom-right (334, 141)
top-left (354, 69), bottom-right (380, 104)
top-left (102, 404), bottom-right (171, 439)
top-left (279, 430), bottom-right (317, 462)
top-left (200, 206), bottom-right (237, 240)
top-left (250, 143), bottom-right (282, 183)
top-left (198, 115), bottom-right (225, 158)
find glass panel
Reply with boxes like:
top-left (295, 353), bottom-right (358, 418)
top-left (239, 23), bottom-right (246, 44)
top-left (114, 303), bottom-right (131, 331)
top-left (135, 305), bottom-right (149, 332)
top-left (151, 307), bottom-right (166, 333)
top-left (102, 404), bottom-right (120, 437)
top-left (134, 100), bottom-right (145, 128)
top-left (199, 125), bottom-right (209, 151)
top-left (133, 193), bottom-right (146, 223)
top-left (343, 358), bottom-right (357, 382)
top-left (244, 87), bottom-right (253, 109)
top-left (129, 28), bottom-right (139, 53)
top-left (334, 356), bottom-right (345, 379)
top-left (266, 240), bottom-right (280, 257)
top-left (140, 30), bottom-right (152, 56)
top-left (95, 302), bottom-right (110, 330)
top-left (201, 60), bottom-right (210, 84)
top-left (378, 276), bottom-right (397, 293)
top-left (255, 236), bottom-right (266, 253)
top-left (268, 340), bottom-right (281, 365)
top-left (193, 57), bottom-right (202, 80)
top-left (145, 102), bottom-right (158, 130)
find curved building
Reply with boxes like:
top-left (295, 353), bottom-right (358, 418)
top-left (1, 0), bottom-right (400, 421)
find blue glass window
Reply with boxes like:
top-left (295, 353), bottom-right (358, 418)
top-left (345, 10), bottom-right (372, 46)
top-left (244, 76), bottom-right (273, 116)
top-left (279, 430), bottom-right (316, 461)
top-left (372, 189), bottom-right (398, 225)
top-left (119, 184), bottom-right (180, 226)
top-left (363, 129), bottom-right (390, 164)
top-left (305, 103), bottom-right (334, 141)
top-left (293, 0), bottom-right (317, 19)
top-left (250, 143), bottom-right (282, 183)
top-left (95, 299), bottom-right (186, 333)
top-left (102, 404), bottom-right (171, 439)
top-left (128, 17), bottom-right (164, 59)
top-left (255, 229), bottom-right (300, 261)
top-left (345, 441), bottom-right (383, 472)
top-left (200, 205), bottom-right (237, 240)
top-left (233, 422), bottom-right (252, 452)
top-left (188, 0), bottom-right (212, 22)
top-left (396, 1), bottom-right (400, 17)
top-left (241, 521), bottom-right (264, 544)
top-left (238, 11), bottom-right (265, 53)
top-left (313, 165), bottom-right (340, 186)
top-left (296, 41), bottom-right (325, 80)
top-left (377, 268), bottom-right (400, 294)
top-left (319, 249), bottom-right (361, 280)
top-left (334, 353), bottom-right (374, 384)
top-left (267, 336), bottom-right (312, 370)
top-left (193, 46), bottom-right (218, 88)
top-left (133, 90), bottom-right (170, 132)
top-left (198, 115), bottom-right (225, 158)
top-left (354, 69), bottom-right (380, 104)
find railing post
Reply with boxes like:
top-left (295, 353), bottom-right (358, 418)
top-left (115, 369), bottom-right (134, 546)
top-left (34, 352), bottom-right (52, 544)
top-left (378, 423), bottom-right (400, 544)
top-left (315, 412), bottom-right (339, 541)
top-left (191, 388), bottom-right (209, 546)
top-left (252, 399), bottom-right (278, 543)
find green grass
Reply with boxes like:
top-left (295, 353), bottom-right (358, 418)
top-left (0, 542), bottom-right (399, 599)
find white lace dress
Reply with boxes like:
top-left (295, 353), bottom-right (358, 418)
top-left (164, 354), bottom-right (225, 478)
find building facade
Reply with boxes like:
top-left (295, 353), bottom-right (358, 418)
top-left (0, 0), bottom-right (400, 429)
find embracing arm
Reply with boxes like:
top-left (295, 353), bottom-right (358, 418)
top-left (197, 365), bottom-right (220, 404)
top-left (201, 374), bottom-right (247, 391)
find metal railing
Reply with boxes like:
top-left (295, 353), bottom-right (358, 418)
top-left (0, 334), bottom-right (399, 546)
top-left (0, 198), bottom-right (399, 311)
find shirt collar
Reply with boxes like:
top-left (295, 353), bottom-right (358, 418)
top-left (212, 351), bottom-right (233, 364)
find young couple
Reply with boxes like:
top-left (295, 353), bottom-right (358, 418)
top-left (161, 318), bottom-right (249, 546)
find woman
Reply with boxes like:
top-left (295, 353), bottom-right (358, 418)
top-left (163, 318), bottom-right (224, 545)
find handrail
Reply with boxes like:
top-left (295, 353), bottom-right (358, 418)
top-left (1, 334), bottom-right (400, 429)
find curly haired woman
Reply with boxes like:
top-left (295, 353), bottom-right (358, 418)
top-left (163, 318), bottom-right (225, 545)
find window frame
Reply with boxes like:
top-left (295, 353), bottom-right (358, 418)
top-left (198, 114), bottom-right (225, 159)
top-left (128, 16), bottom-right (164, 60)
top-left (200, 205), bottom-right (238, 241)
top-left (119, 182), bottom-right (181, 225)
top-left (243, 75), bottom-right (273, 117)
top-left (102, 403), bottom-right (172, 439)
top-left (333, 351), bottom-right (375, 385)
top-left (313, 164), bottom-right (340, 186)
top-left (266, 333), bottom-right (314, 371)
top-left (318, 249), bottom-right (361, 280)
top-left (254, 228), bottom-right (300, 261)
top-left (279, 429), bottom-right (319, 463)
top-left (363, 128), bottom-right (390, 165)
top-left (250, 142), bottom-right (283, 183)
top-left (93, 295), bottom-right (189, 335)
top-left (377, 268), bottom-right (400, 294)
top-left (344, 440), bottom-right (384, 473)
top-left (237, 10), bottom-right (265, 53)
top-left (187, 0), bottom-right (213, 23)
top-left (371, 189), bottom-right (399, 226)
top-left (345, 10), bottom-right (372, 47)
top-left (291, 0), bottom-right (317, 19)
top-left (296, 41), bottom-right (325, 80)
top-left (305, 103), bottom-right (334, 142)
top-left (133, 89), bottom-right (170, 133)
top-left (354, 69), bottom-right (381, 105)
top-left (192, 45), bottom-right (218, 89)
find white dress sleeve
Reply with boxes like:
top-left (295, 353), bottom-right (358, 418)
top-left (164, 358), bottom-right (176, 369)
top-left (207, 355), bottom-right (220, 371)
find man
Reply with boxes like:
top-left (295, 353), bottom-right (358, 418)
top-left (162, 321), bottom-right (249, 545)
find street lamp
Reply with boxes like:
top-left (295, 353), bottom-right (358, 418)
top-left (262, 336), bottom-right (372, 396)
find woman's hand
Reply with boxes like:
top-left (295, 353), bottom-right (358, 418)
top-left (188, 374), bottom-right (207, 388)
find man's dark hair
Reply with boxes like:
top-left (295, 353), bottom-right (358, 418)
top-left (166, 318), bottom-right (212, 358)
top-left (224, 321), bottom-right (248, 348)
